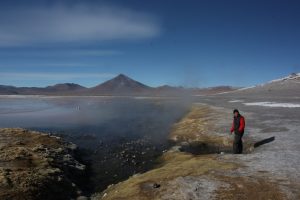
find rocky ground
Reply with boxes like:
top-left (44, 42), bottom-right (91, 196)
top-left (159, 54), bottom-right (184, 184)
top-left (83, 135), bottom-right (169, 192)
top-left (0, 128), bottom-right (87, 200)
top-left (93, 103), bottom-right (300, 200)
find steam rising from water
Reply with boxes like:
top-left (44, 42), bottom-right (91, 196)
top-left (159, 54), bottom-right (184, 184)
top-left (0, 96), bottom-right (191, 144)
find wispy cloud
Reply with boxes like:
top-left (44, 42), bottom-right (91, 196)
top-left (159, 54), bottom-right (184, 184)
top-left (27, 63), bottom-right (100, 68)
top-left (0, 4), bottom-right (161, 46)
top-left (0, 49), bottom-right (123, 57)
top-left (0, 63), bottom-right (105, 68)
top-left (69, 50), bottom-right (123, 56)
top-left (0, 72), bottom-right (115, 81)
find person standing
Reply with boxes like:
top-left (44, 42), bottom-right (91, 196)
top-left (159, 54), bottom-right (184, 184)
top-left (230, 109), bottom-right (245, 154)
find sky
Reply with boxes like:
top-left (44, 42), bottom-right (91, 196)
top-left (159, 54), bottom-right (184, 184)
top-left (0, 0), bottom-right (299, 88)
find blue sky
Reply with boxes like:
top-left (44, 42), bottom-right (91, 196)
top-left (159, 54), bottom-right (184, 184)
top-left (0, 0), bottom-right (299, 88)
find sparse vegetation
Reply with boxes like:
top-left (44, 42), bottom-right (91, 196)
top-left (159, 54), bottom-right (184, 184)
top-left (0, 128), bottom-right (87, 200)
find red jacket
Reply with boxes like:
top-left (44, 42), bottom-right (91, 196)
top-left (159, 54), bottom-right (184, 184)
top-left (230, 115), bottom-right (245, 133)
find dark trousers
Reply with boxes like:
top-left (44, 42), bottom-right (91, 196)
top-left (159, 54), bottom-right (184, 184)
top-left (233, 132), bottom-right (243, 154)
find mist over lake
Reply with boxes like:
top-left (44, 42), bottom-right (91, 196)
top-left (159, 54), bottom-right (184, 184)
top-left (0, 96), bottom-right (190, 140)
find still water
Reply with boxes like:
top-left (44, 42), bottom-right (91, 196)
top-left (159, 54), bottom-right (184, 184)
top-left (0, 96), bottom-right (189, 140)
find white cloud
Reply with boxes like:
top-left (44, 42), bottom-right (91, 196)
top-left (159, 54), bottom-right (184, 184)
top-left (0, 49), bottom-right (123, 57)
top-left (0, 4), bottom-right (161, 46)
top-left (0, 63), bottom-right (104, 68)
top-left (0, 72), bottom-right (115, 81)
top-left (69, 50), bottom-right (123, 56)
top-left (25, 63), bottom-right (99, 67)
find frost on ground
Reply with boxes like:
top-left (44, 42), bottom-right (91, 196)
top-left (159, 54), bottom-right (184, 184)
top-left (197, 94), bottom-right (300, 199)
top-left (243, 102), bottom-right (300, 108)
top-left (160, 176), bottom-right (222, 200)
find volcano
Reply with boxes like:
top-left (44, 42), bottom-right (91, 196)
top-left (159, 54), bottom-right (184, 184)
top-left (88, 74), bottom-right (153, 95)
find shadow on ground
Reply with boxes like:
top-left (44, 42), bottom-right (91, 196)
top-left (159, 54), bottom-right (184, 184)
top-left (254, 136), bottom-right (275, 148)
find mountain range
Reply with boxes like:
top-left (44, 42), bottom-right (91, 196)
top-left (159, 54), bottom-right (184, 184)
top-left (2, 73), bottom-right (298, 96)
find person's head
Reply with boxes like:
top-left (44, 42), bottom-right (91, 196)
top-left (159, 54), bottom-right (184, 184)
top-left (233, 109), bottom-right (239, 117)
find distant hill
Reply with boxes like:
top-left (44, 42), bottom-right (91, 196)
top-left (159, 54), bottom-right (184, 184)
top-left (45, 83), bottom-right (86, 92)
top-left (0, 85), bottom-right (19, 95)
top-left (0, 83), bottom-right (86, 95)
top-left (192, 86), bottom-right (238, 95)
top-left (221, 72), bottom-right (300, 96)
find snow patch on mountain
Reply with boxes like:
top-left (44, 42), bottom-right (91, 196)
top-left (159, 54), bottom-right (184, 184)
top-left (267, 73), bottom-right (300, 84)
